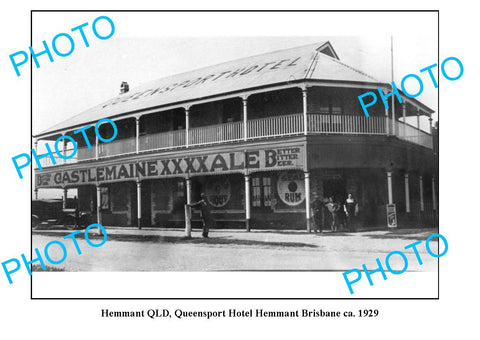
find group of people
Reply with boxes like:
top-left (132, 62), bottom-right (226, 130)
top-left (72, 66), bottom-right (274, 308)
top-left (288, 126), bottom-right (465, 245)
top-left (187, 192), bottom-right (359, 238)
top-left (311, 193), bottom-right (359, 233)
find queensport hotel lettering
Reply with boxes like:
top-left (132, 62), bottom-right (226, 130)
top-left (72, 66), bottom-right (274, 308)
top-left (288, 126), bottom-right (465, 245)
top-left (36, 147), bottom-right (304, 187)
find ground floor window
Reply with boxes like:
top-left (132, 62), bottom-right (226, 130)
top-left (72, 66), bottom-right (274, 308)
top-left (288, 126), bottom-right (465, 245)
top-left (100, 187), bottom-right (109, 210)
top-left (252, 175), bottom-right (272, 209)
top-left (176, 180), bottom-right (185, 199)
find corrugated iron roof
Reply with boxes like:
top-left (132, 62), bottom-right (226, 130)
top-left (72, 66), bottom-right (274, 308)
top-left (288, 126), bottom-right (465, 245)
top-left (35, 41), bottom-right (429, 137)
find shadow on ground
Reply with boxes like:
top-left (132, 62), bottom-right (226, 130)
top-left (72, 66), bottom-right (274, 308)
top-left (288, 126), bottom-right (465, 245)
top-left (33, 230), bottom-right (318, 248)
top-left (106, 234), bottom-right (318, 249)
top-left (365, 229), bottom-right (439, 241)
top-left (312, 232), bottom-right (355, 237)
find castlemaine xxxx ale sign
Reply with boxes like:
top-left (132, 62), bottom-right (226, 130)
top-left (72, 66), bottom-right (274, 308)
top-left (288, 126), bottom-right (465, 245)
top-left (36, 146), bottom-right (304, 188)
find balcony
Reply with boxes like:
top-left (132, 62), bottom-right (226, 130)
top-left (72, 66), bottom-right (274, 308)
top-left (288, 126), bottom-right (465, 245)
top-left (35, 113), bottom-right (433, 169)
top-left (190, 120), bottom-right (244, 146)
top-left (140, 129), bottom-right (186, 151)
top-left (308, 114), bottom-right (386, 135)
top-left (99, 137), bottom-right (136, 157)
top-left (248, 113), bottom-right (304, 138)
top-left (395, 120), bottom-right (433, 149)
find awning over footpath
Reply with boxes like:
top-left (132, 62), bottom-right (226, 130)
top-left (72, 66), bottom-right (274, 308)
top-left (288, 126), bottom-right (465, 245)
top-left (35, 41), bottom-right (432, 138)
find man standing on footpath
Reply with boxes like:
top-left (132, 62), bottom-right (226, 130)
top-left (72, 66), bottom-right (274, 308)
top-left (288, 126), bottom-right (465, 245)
top-left (311, 195), bottom-right (326, 233)
top-left (187, 193), bottom-right (214, 238)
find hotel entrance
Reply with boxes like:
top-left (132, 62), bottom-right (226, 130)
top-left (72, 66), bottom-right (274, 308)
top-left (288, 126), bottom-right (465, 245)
top-left (323, 177), bottom-right (347, 204)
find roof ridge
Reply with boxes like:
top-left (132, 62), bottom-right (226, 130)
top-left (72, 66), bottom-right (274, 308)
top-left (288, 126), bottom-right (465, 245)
top-left (319, 53), bottom-right (379, 82)
top-left (304, 50), bottom-right (320, 79)
top-left (127, 41), bottom-right (328, 93)
top-left (37, 40), bottom-right (417, 138)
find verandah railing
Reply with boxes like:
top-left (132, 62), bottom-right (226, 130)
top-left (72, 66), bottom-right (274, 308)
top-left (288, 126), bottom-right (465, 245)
top-left (308, 114), bottom-right (386, 134)
top-left (139, 129), bottom-right (186, 151)
top-left (98, 137), bottom-right (136, 157)
top-left (395, 120), bottom-right (433, 149)
top-left (36, 113), bottom-right (432, 168)
top-left (248, 113), bottom-right (303, 138)
top-left (189, 120), bottom-right (244, 145)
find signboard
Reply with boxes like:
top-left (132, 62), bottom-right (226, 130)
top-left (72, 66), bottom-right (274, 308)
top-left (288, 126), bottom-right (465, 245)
top-left (101, 56), bottom-right (302, 110)
top-left (386, 204), bottom-right (397, 228)
top-left (205, 178), bottom-right (231, 208)
top-left (277, 171), bottom-right (305, 206)
top-left (35, 145), bottom-right (304, 188)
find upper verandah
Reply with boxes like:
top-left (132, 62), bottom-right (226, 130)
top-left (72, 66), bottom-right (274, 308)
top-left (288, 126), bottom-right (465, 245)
top-left (35, 41), bottom-right (433, 139)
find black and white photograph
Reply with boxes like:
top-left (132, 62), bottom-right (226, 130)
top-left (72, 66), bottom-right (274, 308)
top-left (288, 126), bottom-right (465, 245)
top-left (32, 34), bottom-right (439, 273)
top-left (0, 4), bottom-right (477, 340)
top-left (30, 12), bottom-right (440, 294)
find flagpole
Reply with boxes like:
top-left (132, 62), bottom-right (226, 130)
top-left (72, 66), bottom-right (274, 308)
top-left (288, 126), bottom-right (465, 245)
top-left (391, 36), bottom-right (396, 135)
top-left (391, 36), bottom-right (394, 83)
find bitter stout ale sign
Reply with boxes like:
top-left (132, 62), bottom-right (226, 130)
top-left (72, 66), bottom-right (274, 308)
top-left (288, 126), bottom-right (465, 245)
top-left (36, 146), bottom-right (304, 188)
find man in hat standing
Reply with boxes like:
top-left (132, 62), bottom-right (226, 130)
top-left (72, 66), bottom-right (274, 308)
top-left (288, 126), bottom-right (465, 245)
top-left (188, 193), bottom-right (214, 238)
top-left (311, 195), bottom-right (326, 233)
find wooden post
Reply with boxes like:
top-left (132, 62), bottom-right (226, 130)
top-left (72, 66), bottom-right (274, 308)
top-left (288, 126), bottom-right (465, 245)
top-left (302, 87), bottom-right (308, 135)
top-left (419, 175), bottom-right (424, 212)
top-left (63, 136), bottom-right (67, 164)
top-left (185, 177), bottom-right (192, 237)
top-left (404, 173), bottom-right (410, 213)
top-left (137, 181), bottom-right (142, 229)
top-left (429, 115), bottom-right (434, 149)
top-left (185, 107), bottom-right (190, 147)
top-left (135, 116), bottom-right (140, 154)
top-left (63, 188), bottom-right (68, 209)
top-left (243, 96), bottom-right (248, 141)
top-left (305, 171), bottom-right (311, 232)
top-left (245, 174), bottom-right (251, 232)
top-left (385, 107), bottom-right (390, 135)
top-left (95, 134), bottom-right (99, 160)
top-left (387, 171), bottom-right (393, 204)
top-left (96, 185), bottom-right (102, 224)
top-left (417, 108), bottom-right (421, 144)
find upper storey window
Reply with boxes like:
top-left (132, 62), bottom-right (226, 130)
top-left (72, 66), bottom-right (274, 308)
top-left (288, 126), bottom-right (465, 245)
top-left (319, 96), bottom-right (343, 115)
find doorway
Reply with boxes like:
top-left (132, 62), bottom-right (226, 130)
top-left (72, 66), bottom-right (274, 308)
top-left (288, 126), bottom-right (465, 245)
top-left (323, 178), bottom-right (346, 204)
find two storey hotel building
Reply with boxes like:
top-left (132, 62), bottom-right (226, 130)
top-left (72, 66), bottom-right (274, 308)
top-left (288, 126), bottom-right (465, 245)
top-left (33, 41), bottom-right (438, 230)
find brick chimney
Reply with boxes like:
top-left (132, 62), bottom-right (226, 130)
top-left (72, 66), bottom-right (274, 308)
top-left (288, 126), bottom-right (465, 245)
top-left (120, 81), bottom-right (129, 94)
